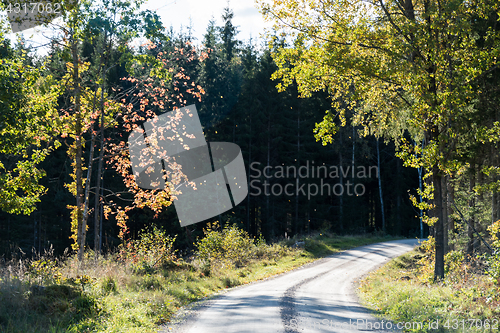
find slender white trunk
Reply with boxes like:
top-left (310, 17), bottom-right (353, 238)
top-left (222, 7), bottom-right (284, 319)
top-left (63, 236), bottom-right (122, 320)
top-left (376, 138), bottom-right (385, 232)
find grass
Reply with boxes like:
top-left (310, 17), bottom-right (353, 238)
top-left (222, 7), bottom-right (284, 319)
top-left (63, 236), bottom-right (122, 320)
top-left (358, 241), bottom-right (500, 332)
top-left (301, 232), bottom-right (400, 257)
top-left (0, 230), bottom-right (399, 332)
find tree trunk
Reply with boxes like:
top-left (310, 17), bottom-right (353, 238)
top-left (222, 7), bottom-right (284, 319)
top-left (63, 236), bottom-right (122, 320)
top-left (246, 111), bottom-right (252, 233)
top-left (448, 177), bottom-right (455, 232)
top-left (396, 158), bottom-right (401, 233)
top-left (442, 175), bottom-right (449, 254)
top-left (72, 37), bottom-right (85, 262)
top-left (475, 167), bottom-right (483, 251)
top-left (184, 227), bottom-right (194, 249)
top-left (418, 157), bottom-right (424, 239)
top-left (338, 131), bottom-right (343, 230)
top-left (447, 175), bottom-right (455, 251)
top-left (352, 126), bottom-right (355, 178)
top-left (266, 112), bottom-right (272, 239)
top-left (33, 212), bottom-right (38, 252)
top-left (94, 94), bottom-right (105, 257)
top-left (294, 108), bottom-right (300, 235)
top-left (81, 131), bottom-right (95, 256)
top-left (467, 169), bottom-right (476, 258)
top-left (433, 166), bottom-right (445, 280)
top-left (376, 138), bottom-right (386, 232)
top-left (425, 167), bottom-right (434, 238)
top-left (493, 190), bottom-right (499, 224)
top-left (493, 150), bottom-right (500, 224)
top-left (95, 32), bottom-right (107, 258)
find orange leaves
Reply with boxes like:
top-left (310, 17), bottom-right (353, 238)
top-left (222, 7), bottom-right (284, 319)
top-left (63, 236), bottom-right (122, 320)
top-left (102, 42), bottom-right (206, 238)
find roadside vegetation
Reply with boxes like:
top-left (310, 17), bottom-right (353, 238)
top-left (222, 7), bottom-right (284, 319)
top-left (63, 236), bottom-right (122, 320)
top-left (359, 236), bottom-right (500, 333)
top-left (0, 224), bottom-right (396, 332)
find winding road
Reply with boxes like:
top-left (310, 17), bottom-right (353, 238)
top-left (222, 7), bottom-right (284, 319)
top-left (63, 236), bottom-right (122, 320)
top-left (163, 239), bottom-right (420, 333)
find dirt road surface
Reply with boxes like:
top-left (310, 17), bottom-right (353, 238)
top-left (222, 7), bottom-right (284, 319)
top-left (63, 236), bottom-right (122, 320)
top-left (163, 239), bottom-right (420, 333)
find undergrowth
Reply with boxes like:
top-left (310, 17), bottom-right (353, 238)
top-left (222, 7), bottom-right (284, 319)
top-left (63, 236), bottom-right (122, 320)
top-left (359, 237), bottom-right (500, 332)
top-left (0, 223), bottom-right (397, 332)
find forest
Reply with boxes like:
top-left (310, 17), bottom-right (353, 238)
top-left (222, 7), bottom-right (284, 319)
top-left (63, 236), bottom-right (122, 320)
top-left (0, 0), bottom-right (500, 331)
top-left (0, 0), bottom-right (499, 289)
top-left (0, 1), bottom-right (425, 260)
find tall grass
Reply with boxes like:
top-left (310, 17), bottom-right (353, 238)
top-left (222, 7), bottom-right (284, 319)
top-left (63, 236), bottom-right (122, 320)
top-left (0, 225), bottom-right (397, 332)
top-left (358, 238), bottom-right (500, 333)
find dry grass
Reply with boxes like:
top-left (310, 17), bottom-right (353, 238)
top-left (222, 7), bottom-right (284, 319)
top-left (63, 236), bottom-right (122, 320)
top-left (358, 240), bottom-right (500, 332)
top-left (0, 229), bottom-right (398, 332)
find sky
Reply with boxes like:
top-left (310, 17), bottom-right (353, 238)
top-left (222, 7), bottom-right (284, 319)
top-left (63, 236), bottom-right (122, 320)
top-left (141, 0), bottom-right (271, 43)
top-left (4, 0), bottom-right (272, 51)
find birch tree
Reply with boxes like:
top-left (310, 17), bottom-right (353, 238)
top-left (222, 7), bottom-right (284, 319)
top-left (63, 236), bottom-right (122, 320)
top-left (259, 0), bottom-right (500, 279)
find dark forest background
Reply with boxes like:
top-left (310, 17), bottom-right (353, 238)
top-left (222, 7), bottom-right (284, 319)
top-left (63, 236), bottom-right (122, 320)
top-left (0, 7), bottom-right (423, 257)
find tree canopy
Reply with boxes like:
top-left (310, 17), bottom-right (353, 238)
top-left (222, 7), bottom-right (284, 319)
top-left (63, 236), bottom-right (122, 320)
top-left (259, 0), bottom-right (500, 279)
top-left (0, 42), bottom-right (60, 215)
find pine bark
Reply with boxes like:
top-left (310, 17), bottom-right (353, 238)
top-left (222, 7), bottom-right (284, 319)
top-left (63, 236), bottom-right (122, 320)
top-left (442, 175), bottom-right (449, 254)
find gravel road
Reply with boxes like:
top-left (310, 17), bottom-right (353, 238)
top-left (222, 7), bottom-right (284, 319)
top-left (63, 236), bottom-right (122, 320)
top-left (161, 239), bottom-right (420, 333)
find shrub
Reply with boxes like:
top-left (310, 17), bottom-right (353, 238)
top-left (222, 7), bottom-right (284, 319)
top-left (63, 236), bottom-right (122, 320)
top-left (415, 237), bottom-right (435, 283)
top-left (256, 243), bottom-right (291, 261)
top-left (28, 284), bottom-right (79, 315)
top-left (100, 276), bottom-right (118, 295)
top-left (137, 275), bottom-right (164, 291)
top-left (488, 220), bottom-right (500, 249)
top-left (196, 224), bottom-right (256, 269)
top-left (119, 225), bottom-right (177, 274)
top-left (72, 293), bottom-right (101, 321)
top-left (483, 252), bottom-right (500, 286)
top-left (486, 220), bottom-right (500, 286)
top-left (26, 258), bottom-right (60, 286)
top-left (445, 250), bottom-right (464, 273)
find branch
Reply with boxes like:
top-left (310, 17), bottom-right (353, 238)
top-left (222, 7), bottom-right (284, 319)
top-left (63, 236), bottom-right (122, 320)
top-left (451, 198), bottom-right (493, 253)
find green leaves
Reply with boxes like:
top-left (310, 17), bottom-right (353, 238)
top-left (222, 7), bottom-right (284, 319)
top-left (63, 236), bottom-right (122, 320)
top-left (261, 0), bottom-right (500, 281)
top-left (196, 223), bottom-right (257, 270)
top-left (260, 0), bottom-right (500, 174)
top-left (0, 53), bottom-right (59, 215)
top-left (313, 111), bottom-right (338, 146)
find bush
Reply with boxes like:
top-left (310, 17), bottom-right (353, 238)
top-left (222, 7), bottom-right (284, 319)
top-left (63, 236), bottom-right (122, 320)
top-left (256, 242), bottom-right (291, 261)
top-left (486, 221), bottom-right (500, 286)
top-left (26, 258), bottom-right (60, 286)
top-left (72, 293), bottom-right (101, 321)
top-left (444, 250), bottom-right (464, 272)
top-left (100, 276), bottom-right (118, 295)
top-left (196, 224), bottom-right (256, 269)
top-left (484, 252), bottom-right (500, 286)
top-left (119, 225), bottom-right (177, 274)
top-left (415, 237), bottom-right (435, 283)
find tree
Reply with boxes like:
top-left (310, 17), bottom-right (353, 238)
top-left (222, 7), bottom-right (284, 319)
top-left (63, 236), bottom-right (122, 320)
top-left (44, 0), bottom-right (166, 261)
top-left (259, 0), bottom-right (500, 279)
top-left (79, 0), bottom-right (165, 256)
top-left (105, 41), bottom-right (205, 240)
top-left (219, 6), bottom-right (239, 63)
top-left (198, 8), bottom-right (241, 136)
top-left (0, 37), bottom-right (59, 215)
